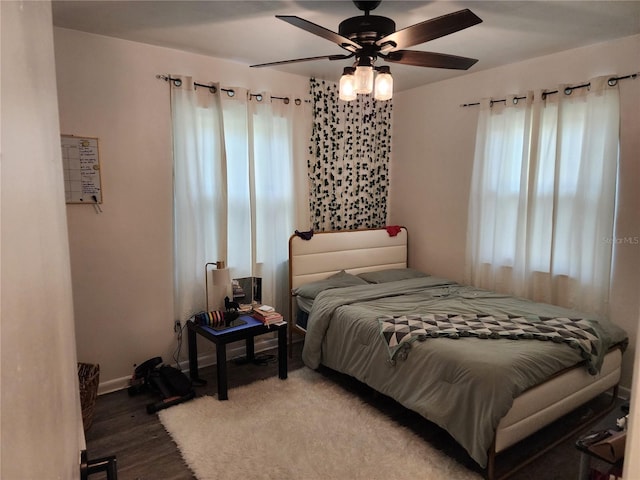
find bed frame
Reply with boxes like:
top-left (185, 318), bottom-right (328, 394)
top-left (288, 227), bottom-right (622, 480)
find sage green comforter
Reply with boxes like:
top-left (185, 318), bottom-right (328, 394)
top-left (301, 277), bottom-right (628, 468)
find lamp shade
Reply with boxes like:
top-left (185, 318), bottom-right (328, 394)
top-left (208, 268), bottom-right (232, 311)
top-left (339, 67), bottom-right (357, 101)
top-left (374, 67), bottom-right (393, 101)
top-left (211, 267), bottom-right (231, 286)
top-left (354, 65), bottom-right (374, 94)
top-left (254, 262), bottom-right (264, 278)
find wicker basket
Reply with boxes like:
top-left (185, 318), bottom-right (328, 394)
top-left (78, 362), bottom-right (100, 431)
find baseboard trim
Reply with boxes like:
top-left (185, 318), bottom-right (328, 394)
top-left (618, 385), bottom-right (631, 400)
top-left (97, 336), bottom-right (283, 395)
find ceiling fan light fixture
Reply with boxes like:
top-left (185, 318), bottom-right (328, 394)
top-left (257, 4), bottom-right (483, 99)
top-left (339, 66), bottom-right (357, 101)
top-left (374, 66), bottom-right (393, 101)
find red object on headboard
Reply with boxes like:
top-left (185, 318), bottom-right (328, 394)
top-left (386, 225), bottom-right (402, 237)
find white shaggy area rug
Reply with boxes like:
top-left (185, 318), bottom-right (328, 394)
top-left (159, 367), bottom-right (482, 480)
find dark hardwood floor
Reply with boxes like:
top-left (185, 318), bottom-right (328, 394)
top-left (84, 341), bottom-right (305, 480)
top-left (84, 340), bottom-right (624, 480)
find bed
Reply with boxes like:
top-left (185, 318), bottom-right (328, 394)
top-left (288, 227), bottom-right (628, 480)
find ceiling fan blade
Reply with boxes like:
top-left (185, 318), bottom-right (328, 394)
top-left (383, 50), bottom-right (478, 70)
top-left (376, 9), bottom-right (482, 51)
top-left (251, 53), bottom-right (354, 68)
top-left (276, 15), bottom-right (362, 52)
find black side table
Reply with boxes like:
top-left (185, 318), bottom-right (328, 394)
top-left (187, 315), bottom-right (287, 400)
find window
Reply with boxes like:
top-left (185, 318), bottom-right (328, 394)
top-left (172, 78), bottom-right (311, 322)
top-left (467, 78), bottom-right (619, 314)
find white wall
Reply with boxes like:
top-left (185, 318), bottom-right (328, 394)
top-left (53, 27), bottom-right (311, 392)
top-left (391, 34), bottom-right (640, 390)
top-left (1, 2), bottom-right (83, 478)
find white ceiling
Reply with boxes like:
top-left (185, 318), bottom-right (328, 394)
top-left (51, 0), bottom-right (640, 92)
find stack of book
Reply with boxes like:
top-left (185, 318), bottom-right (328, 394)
top-left (252, 306), bottom-right (283, 325)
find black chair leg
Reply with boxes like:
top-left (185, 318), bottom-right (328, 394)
top-left (81, 450), bottom-right (118, 480)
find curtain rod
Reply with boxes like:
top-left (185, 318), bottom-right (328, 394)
top-left (460, 72), bottom-right (638, 107)
top-left (156, 74), bottom-right (308, 105)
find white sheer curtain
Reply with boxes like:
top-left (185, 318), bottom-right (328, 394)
top-left (251, 95), bottom-right (311, 311)
top-left (220, 89), bottom-right (252, 279)
top-left (466, 93), bottom-right (534, 295)
top-left (466, 76), bottom-right (620, 315)
top-left (172, 77), bottom-right (227, 323)
top-left (172, 78), bottom-right (311, 322)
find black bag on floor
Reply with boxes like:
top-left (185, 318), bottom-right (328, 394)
top-left (156, 365), bottom-right (193, 397)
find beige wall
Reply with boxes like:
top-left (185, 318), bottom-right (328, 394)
top-left (51, 23), bottom-right (639, 476)
top-left (55, 25), bottom-right (639, 394)
top-left (53, 27), bottom-right (311, 392)
top-left (1, 2), bottom-right (83, 478)
top-left (625, 324), bottom-right (640, 475)
top-left (391, 34), bottom-right (640, 390)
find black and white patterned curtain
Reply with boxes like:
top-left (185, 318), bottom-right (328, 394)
top-left (308, 78), bottom-right (392, 231)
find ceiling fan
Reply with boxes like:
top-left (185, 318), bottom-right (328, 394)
top-left (251, 0), bottom-right (482, 100)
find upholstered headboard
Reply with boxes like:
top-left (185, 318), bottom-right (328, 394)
top-left (288, 227), bottom-right (408, 292)
top-left (286, 226), bottom-right (408, 344)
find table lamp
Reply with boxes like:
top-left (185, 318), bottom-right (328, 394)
top-left (205, 261), bottom-right (232, 312)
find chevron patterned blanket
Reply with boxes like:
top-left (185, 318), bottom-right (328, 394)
top-left (379, 313), bottom-right (600, 374)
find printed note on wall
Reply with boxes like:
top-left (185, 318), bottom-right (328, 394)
top-left (61, 135), bottom-right (102, 204)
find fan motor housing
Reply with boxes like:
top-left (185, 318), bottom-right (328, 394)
top-left (339, 15), bottom-right (396, 44)
top-left (353, 0), bottom-right (382, 11)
